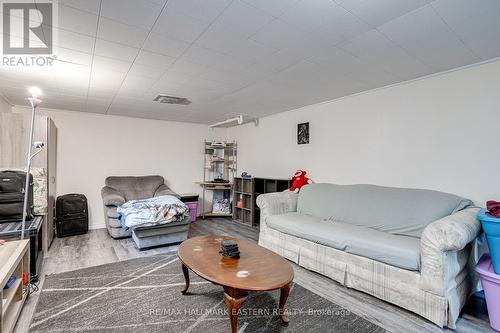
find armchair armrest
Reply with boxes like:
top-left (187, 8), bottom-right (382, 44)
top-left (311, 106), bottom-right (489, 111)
top-left (154, 184), bottom-right (179, 198)
top-left (256, 191), bottom-right (298, 230)
top-left (101, 186), bottom-right (126, 206)
top-left (420, 207), bottom-right (481, 297)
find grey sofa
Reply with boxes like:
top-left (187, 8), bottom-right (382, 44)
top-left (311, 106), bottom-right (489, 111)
top-left (101, 175), bottom-right (190, 249)
top-left (257, 183), bottom-right (481, 328)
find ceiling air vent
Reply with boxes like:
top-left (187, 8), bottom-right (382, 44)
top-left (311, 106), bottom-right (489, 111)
top-left (153, 95), bottom-right (191, 105)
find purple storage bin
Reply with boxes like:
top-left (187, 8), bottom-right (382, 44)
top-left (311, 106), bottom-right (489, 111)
top-left (186, 201), bottom-right (198, 223)
top-left (476, 254), bottom-right (500, 331)
top-left (180, 194), bottom-right (199, 223)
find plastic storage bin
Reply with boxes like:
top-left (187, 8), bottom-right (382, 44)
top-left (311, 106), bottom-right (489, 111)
top-left (476, 254), bottom-right (500, 331)
top-left (478, 209), bottom-right (500, 274)
top-left (180, 194), bottom-right (199, 223)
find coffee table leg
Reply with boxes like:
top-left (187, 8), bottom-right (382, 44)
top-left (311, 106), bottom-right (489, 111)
top-left (279, 284), bottom-right (291, 326)
top-left (223, 287), bottom-right (248, 333)
top-left (181, 263), bottom-right (190, 295)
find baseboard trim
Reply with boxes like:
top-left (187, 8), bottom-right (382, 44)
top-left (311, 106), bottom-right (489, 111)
top-left (89, 224), bottom-right (106, 230)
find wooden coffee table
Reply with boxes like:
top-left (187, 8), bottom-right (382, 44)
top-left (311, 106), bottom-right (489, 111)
top-left (177, 235), bottom-right (294, 333)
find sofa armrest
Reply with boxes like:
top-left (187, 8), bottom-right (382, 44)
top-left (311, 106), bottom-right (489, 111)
top-left (101, 186), bottom-right (126, 206)
top-left (256, 191), bottom-right (298, 230)
top-left (421, 207), bottom-right (481, 252)
top-left (420, 207), bottom-right (481, 297)
top-left (154, 184), bottom-right (179, 198)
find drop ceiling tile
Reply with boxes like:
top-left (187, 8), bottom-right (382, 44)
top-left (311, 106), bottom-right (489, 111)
top-left (106, 99), bottom-right (129, 111)
top-left (308, 6), bottom-right (371, 45)
top-left (153, 10), bottom-right (210, 43)
top-left (119, 75), bottom-right (156, 94)
top-left (340, 30), bottom-right (433, 79)
top-left (186, 77), bottom-right (240, 94)
top-left (58, 86), bottom-right (89, 98)
top-left (166, 0), bottom-right (232, 22)
top-left (307, 26), bottom-right (346, 48)
top-left (245, 40), bottom-right (324, 76)
top-left (87, 87), bottom-right (119, 100)
top-left (86, 95), bottom-right (114, 105)
top-left (97, 17), bottom-right (149, 48)
top-left (241, 0), bottom-right (299, 17)
top-left (225, 38), bottom-right (278, 62)
top-left (53, 63), bottom-right (91, 84)
top-left (182, 45), bottom-right (254, 72)
top-left (432, 0), bottom-right (500, 60)
top-left (55, 0), bottom-right (101, 15)
top-left (196, 67), bottom-right (257, 87)
top-left (135, 50), bottom-right (176, 70)
top-left (44, 101), bottom-right (87, 112)
top-left (279, 0), bottom-right (340, 33)
top-left (196, 91), bottom-right (227, 102)
top-left (216, 0), bottom-right (274, 36)
top-left (379, 6), bottom-right (480, 70)
top-left (251, 19), bottom-right (310, 50)
top-left (92, 55), bottom-right (132, 73)
top-left (94, 39), bottom-right (139, 62)
top-left (54, 28), bottom-right (95, 54)
top-left (431, 0), bottom-right (500, 24)
top-left (338, 0), bottom-right (430, 27)
top-left (110, 95), bottom-right (141, 107)
top-left (195, 23), bottom-right (249, 53)
top-left (128, 63), bottom-right (165, 80)
top-left (107, 104), bottom-right (137, 116)
top-left (101, 0), bottom-right (164, 30)
top-left (111, 90), bottom-right (145, 106)
top-left (269, 59), bottom-right (326, 85)
top-left (142, 33), bottom-right (190, 58)
top-left (148, 82), bottom-right (185, 96)
top-left (85, 102), bottom-right (109, 114)
top-left (311, 46), bottom-right (360, 71)
top-left (90, 69), bottom-right (126, 90)
top-left (153, 71), bottom-right (193, 90)
top-left (57, 4), bottom-right (98, 36)
top-left (347, 64), bottom-right (400, 87)
top-left (55, 47), bottom-right (93, 67)
top-left (167, 60), bottom-right (206, 77)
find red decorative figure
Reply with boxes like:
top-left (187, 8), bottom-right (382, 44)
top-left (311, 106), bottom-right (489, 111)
top-left (289, 170), bottom-right (312, 193)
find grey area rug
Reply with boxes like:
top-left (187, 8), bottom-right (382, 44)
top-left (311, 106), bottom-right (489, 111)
top-left (30, 254), bottom-right (386, 333)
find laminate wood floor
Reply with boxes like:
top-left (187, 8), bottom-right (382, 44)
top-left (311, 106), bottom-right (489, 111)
top-left (14, 218), bottom-right (492, 333)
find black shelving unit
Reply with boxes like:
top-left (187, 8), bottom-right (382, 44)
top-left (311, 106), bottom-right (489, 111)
top-left (233, 177), bottom-right (291, 227)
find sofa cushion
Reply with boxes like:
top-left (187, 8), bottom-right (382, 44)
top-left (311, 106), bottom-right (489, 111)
top-left (267, 212), bottom-right (421, 271)
top-left (105, 175), bottom-right (164, 201)
top-left (297, 183), bottom-right (473, 238)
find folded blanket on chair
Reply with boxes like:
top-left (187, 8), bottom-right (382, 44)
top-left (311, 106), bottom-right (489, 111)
top-left (117, 195), bottom-right (189, 230)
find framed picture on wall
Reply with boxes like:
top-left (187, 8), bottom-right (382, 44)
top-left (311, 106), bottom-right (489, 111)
top-left (297, 122), bottom-right (309, 144)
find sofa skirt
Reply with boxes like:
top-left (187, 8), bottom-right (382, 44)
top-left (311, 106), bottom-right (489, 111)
top-left (259, 227), bottom-right (466, 328)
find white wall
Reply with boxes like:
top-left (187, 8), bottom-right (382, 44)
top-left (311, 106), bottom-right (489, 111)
top-left (12, 106), bottom-right (225, 229)
top-left (0, 95), bottom-right (11, 113)
top-left (227, 59), bottom-right (500, 205)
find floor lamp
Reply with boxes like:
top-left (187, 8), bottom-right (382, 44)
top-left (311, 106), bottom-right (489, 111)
top-left (21, 87), bottom-right (43, 240)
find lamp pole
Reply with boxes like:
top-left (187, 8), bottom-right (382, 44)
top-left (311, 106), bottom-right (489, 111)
top-left (21, 94), bottom-right (41, 240)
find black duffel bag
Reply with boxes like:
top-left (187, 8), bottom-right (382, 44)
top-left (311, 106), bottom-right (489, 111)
top-left (0, 170), bottom-right (33, 223)
top-left (56, 194), bottom-right (89, 237)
